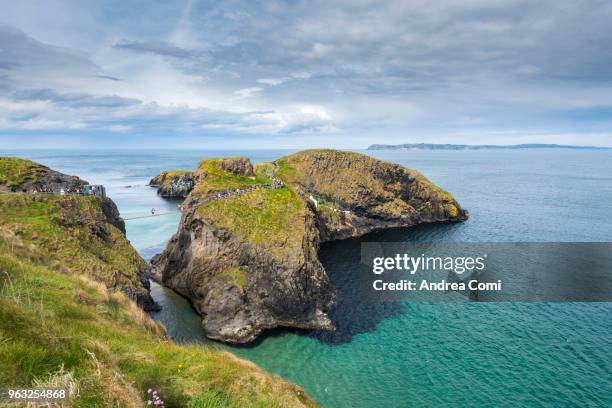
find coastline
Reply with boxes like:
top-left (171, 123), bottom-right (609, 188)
top-left (3, 149), bottom-right (612, 408)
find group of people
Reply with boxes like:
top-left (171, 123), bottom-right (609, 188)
top-left (269, 178), bottom-right (284, 189)
top-left (210, 178), bottom-right (285, 201)
top-left (31, 187), bottom-right (56, 193)
top-left (31, 185), bottom-right (104, 197)
top-left (59, 186), bottom-right (85, 195)
top-left (176, 202), bottom-right (195, 212)
top-left (32, 186), bottom-right (82, 194)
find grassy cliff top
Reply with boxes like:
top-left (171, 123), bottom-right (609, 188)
top-left (0, 234), bottom-right (316, 407)
top-left (150, 170), bottom-right (193, 186)
top-left (0, 194), bottom-right (146, 294)
top-left (193, 158), bottom-right (271, 198)
top-left (0, 157), bottom-right (47, 188)
top-left (162, 170), bottom-right (192, 175)
top-left (276, 149), bottom-right (463, 218)
top-left (197, 186), bottom-right (308, 261)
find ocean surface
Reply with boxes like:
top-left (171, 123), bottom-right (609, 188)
top-left (4, 149), bottom-right (612, 407)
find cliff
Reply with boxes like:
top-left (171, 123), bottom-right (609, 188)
top-left (277, 149), bottom-right (467, 241)
top-left (152, 150), bottom-right (467, 343)
top-left (0, 157), bottom-right (317, 407)
top-left (0, 157), bottom-right (153, 308)
top-left (149, 170), bottom-right (195, 198)
top-left (0, 157), bottom-right (88, 193)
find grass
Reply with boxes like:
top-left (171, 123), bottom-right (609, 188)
top-left (0, 157), bottom-right (47, 188)
top-left (0, 194), bottom-right (148, 298)
top-left (164, 170), bottom-right (192, 176)
top-left (276, 149), bottom-right (463, 220)
top-left (225, 266), bottom-right (248, 289)
top-left (193, 158), bottom-right (271, 198)
top-left (274, 158), bottom-right (297, 182)
top-left (0, 196), bottom-right (317, 407)
top-left (150, 170), bottom-right (193, 186)
top-left (197, 187), bottom-right (307, 260)
top-left (253, 162), bottom-right (275, 177)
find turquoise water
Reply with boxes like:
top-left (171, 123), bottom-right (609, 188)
top-left (5, 149), bottom-right (612, 407)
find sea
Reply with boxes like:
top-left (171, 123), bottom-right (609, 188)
top-left (3, 148), bottom-right (612, 408)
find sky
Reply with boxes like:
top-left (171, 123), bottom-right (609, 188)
top-left (1, 0), bottom-right (612, 149)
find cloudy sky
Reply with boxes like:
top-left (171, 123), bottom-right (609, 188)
top-left (1, 0), bottom-right (612, 149)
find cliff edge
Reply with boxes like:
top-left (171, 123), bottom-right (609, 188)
top-left (0, 157), bottom-right (155, 310)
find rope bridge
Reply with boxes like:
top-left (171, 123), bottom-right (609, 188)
top-left (123, 211), bottom-right (179, 221)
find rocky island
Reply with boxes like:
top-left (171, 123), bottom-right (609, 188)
top-left (149, 170), bottom-right (195, 198)
top-left (0, 156), bottom-right (317, 407)
top-left (151, 149), bottom-right (467, 343)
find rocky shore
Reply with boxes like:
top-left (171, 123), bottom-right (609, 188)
top-left (151, 149), bottom-right (468, 343)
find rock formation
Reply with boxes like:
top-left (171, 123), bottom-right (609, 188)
top-left (149, 171), bottom-right (195, 198)
top-left (0, 157), bottom-right (87, 193)
top-left (151, 150), bottom-right (467, 343)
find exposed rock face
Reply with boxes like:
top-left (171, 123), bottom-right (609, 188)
top-left (149, 171), bottom-right (195, 198)
top-left (151, 190), bottom-right (332, 343)
top-left (217, 156), bottom-right (254, 176)
top-left (99, 196), bottom-right (127, 234)
top-left (151, 150), bottom-right (467, 343)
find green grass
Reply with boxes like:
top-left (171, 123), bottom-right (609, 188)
top-left (0, 197), bottom-right (317, 407)
top-left (150, 170), bottom-right (193, 187)
top-left (193, 159), bottom-right (271, 198)
top-left (225, 266), bottom-right (248, 289)
top-left (274, 158), bottom-right (297, 182)
top-left (0, 157), bottom-right (47, 188)
top-left (276, 149), bottom-right (464, 220)
top-left (0, 193), bottom-right (148, 299)
top-left (197, 187), bottom-right (307, 260)
top-left (164, 170), bottom-right (192, 176)
top-left (253, 162), bottom-right (276, 177)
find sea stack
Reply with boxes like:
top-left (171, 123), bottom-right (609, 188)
top-left (151, 149), bottom-right (467, 343)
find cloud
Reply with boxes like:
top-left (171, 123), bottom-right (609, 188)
top-left (1, 1), bottom-right (612, 147)
top-left (12, 88), bottom-right (141, 108)
top-left (233, 87), bottom-right (263, 99)
top-left (0, 25), bottom-right (99, 84)
top-left (257, 77), bottom-right (290, 86)
top-left (114, 40), bottom-right (192, 58)
top-left (94, 75), bottom-right (122, 81)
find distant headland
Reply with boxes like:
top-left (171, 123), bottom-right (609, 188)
top-left (367, 143), bottom-right (612, 150)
